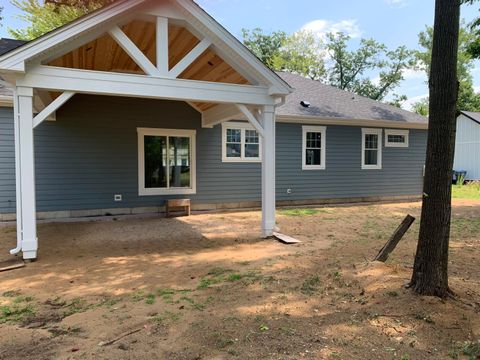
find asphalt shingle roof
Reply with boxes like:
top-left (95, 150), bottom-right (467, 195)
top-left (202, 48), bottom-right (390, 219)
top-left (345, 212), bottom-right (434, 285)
top-left (0, 39), bottom-right (27, 99)
top-left (0, 37), bottom-right (429, 125)
top-left (276, 71), bottom-right (428, 125)
top-left (0, 38), bottom-right (27, 56)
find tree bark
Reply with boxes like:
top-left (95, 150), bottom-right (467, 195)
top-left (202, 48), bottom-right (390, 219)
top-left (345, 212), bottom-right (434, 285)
top-left (410, 0), bottom-right (460, 297)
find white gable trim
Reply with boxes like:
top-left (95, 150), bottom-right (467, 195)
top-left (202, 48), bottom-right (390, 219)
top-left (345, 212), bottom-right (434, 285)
top-left (174, 0), bottom-right (291, 95)
top-left (0, 0), bottom-right (292, 96)
top-left (0, 0), bottom-right (146, 72)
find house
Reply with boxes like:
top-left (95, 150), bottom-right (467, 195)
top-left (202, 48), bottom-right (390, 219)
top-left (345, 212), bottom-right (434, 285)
top-left (0, 0), bottom-right (428, 260)
top-left (454, 111), bottom-right (480, 180)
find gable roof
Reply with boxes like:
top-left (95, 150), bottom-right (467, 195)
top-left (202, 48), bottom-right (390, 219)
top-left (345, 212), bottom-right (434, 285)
top-left (276, 72), bottom-right (428, 127)
top-left (0, 0), bottom-right (292, 95)
top-left (460, 111), bottom-right (480, 125)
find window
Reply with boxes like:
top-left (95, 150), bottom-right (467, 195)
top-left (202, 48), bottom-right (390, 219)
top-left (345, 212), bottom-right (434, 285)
top-left (302, 126), bottom-right (326, 170)
top-left (137, 128), bottom-right (196, 196)
top-left (362, 128), bottom-right (382, 169)
top-left (222, 122), bottom-right (261, 162)
top-left (385, 129), bottom-right (409, 147)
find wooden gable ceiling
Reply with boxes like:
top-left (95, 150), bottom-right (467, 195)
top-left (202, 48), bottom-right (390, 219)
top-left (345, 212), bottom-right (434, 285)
top-left (47, 20), bottom-right (249, 111)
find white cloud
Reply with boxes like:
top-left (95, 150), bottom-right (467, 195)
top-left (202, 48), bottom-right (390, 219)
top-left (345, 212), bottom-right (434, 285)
top-left (402, 68), bottom-right (426, 81)
top-left (385, 0), bottom-right (408, 8)
top-left (301, 19), bottom-right (362, 39)
top-left (403, 93), bottom-right (428, 111)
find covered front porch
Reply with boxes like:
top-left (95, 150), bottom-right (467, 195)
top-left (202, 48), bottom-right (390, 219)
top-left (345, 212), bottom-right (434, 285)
top-left (0, 0), bottom-right (291, 259)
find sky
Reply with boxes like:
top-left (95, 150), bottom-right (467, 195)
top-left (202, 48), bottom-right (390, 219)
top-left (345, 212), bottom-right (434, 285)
top-left (1, 0), bottom-right (479, 110)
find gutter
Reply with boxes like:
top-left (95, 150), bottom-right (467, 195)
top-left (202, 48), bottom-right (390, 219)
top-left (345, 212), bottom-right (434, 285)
top-left (276, 114), bottom-right (429, 130)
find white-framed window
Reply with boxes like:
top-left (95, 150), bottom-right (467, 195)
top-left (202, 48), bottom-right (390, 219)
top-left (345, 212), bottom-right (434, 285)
top-left (137, 128), bottom-right (196, 196)
top-left (385, 129), bottom-right (409, 147)
top-left (302, 126), bottom-right (326, 170)
top-left (361, 128), bottom-right (382, 170)
top-left (222, 122), bottom-right (261, 162)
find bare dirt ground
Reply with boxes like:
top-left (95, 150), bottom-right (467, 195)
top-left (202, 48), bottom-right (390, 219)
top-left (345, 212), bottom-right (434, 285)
top-left (0, 200), bottom-right (479, 360)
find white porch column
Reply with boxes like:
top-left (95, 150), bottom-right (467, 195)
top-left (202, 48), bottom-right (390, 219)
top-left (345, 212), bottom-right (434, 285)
top-left (261, 105), bottom-right (276, 237)
top-left (15, 86), bottom-right (38, 260)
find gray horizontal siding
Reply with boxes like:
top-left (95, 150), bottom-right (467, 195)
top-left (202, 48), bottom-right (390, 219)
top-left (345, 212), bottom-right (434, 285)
top-left (276, 123), bottom-right (426, 200)
top-left (0, 107), bottom-right (15, 213)
top-left (0, 95), bottom-right (427, 214)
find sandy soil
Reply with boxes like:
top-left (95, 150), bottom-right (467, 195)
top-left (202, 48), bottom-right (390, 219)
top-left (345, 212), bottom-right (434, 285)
top-left (0, 199), bottom-right (479, 359)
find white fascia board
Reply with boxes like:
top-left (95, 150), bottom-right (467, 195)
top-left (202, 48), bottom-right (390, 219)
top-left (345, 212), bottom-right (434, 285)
top-left (173, 0), bottom-right (293, 96)
top-left (17, 65), bottom-right (276, 106)
top-left (276, 115), bottom-right (429, 130)
top-left (0, 0), bottom-right (146, 72)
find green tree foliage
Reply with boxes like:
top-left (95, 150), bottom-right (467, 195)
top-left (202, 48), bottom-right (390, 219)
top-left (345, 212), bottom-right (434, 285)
top-left (241, 28), bottom-right (287, 68)
top-left (416, 24), bottom-right (480, 111)
top-left (325, 32), bottom-right (413, 101)
top-left (8, 0), bottom-right (113, 40)
top-left (462, 0), bottom-right (480, 58)
top-left (242, 28), bottom-right (324, 80)
top-left (242, 28), bottom-right (413, 101)
top-left (271, 30), bottom-right (325, 80)
top-left (412, 97), bottom-right (429, 116)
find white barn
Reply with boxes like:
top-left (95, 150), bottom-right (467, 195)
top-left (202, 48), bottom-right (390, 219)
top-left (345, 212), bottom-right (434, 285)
top-left (454, 111), bottom-right (480, 180)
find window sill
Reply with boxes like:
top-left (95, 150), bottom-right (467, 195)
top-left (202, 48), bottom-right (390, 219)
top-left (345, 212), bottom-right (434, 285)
top-left (361, 165), bottom-right (382, 170)
top-left (222, 157), bottom-right (261, 163)
top-left (139, 188), bottom-right (196, 196)
top-left (302, 165), bottom-right (326, 170)
top-left (385, 143), bottom-right (409, 148)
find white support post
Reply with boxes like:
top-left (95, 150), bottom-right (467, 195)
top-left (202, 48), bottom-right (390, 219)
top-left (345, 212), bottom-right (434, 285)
top-left (16, 86), bottom-right (38, 259)
top-left (261, 105), bottom-right (276, 237)
top-left (156, 17), bottom-right (169, 76)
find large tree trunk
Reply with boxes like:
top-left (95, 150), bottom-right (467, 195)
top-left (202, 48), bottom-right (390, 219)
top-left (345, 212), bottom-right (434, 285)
top-left (410, 0), bottom-right (460, 297)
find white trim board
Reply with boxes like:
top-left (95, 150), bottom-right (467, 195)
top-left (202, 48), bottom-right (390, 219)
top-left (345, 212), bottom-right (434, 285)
top-left (385, 129), bottom-right (409, 148)
top-left (277, 115), bottom-right (428, 130)
top-left (137, 127), bottom-right (196, 196)
top-left (17, 65), bottom-right (276, 106)
top-left (361, 128), bottom-right (383, 170)
top-left (221, 121), bottom-right (262, 163)
top-left (302, 125), bottom-right (326, 170)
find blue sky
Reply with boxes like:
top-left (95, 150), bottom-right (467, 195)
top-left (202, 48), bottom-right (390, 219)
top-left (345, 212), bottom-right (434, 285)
top-left (1, 0), bottom-right (479, 109)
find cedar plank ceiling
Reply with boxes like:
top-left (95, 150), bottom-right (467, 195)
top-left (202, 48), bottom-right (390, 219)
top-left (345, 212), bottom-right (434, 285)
top-left (48, 20), bottom-right (250, 112)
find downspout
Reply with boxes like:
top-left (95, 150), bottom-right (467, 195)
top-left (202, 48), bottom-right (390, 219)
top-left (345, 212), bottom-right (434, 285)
top-left (10, 86), bottom-right (22, 255)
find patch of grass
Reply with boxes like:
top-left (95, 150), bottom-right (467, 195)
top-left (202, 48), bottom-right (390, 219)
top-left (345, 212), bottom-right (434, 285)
top-left (151, 311), bottom-right (182, 324)
top-left (212, 331), bottom-right (236, 349)
top-left (463, 340), bottom-right (480, 360)
top-left (278, 208), bottom-right (319, 217)
top-left (197, 268), bottom-right (262, 289)
top-left (2, 290), bottom-right (21, 298)
top-left (144, 293), bottom-right (156, 305)
top-left (451, 217), bottom-right (480, 239)
top-left (385, 291), bottom-right (399, 297)
top-left (259, 324), bottom-right (269, 332)
top-left (452, 182), bottom-right (480, 200)
top-left (300, 275), bottom-right (321, 295)
top-left (226, 273), bottom-right (244, 282)
top-left (0, 301), bottom-right (35, 324)
top-left (198, 277), bottom-right (223, 289)
top-left (61, 298), bottom-right (92, 317)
